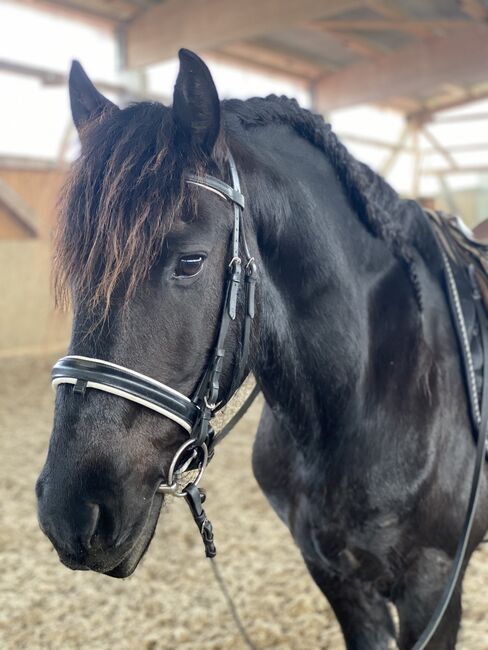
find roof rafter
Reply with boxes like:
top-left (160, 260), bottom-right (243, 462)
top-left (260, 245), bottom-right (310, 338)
top-left (125, 0), bottom-right (362, 68)
top-left (313, 24), bottom-right (488, 112)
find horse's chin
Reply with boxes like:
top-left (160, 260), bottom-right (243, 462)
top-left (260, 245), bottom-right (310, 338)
top-left (104, 495), bottom-right (164, 579)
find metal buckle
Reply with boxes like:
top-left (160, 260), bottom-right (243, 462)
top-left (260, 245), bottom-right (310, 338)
top-left (157, 438), bottom-right (208, 497)
top-left (204, 395), bottom-right (222, 411)
top-left (228, 256), bottom-right (241, 271)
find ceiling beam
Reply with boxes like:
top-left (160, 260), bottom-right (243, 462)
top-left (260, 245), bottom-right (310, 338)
top-left (307, 22), bottom-right (389, 58)
top-left (0, 59), bottom-right (170, 104)
top-left (459, 0), bottom-right (488, 21)
top-left (213, 42), bottom-right (330, 80)
top-left (407, 85), bottom-right (488, 121)
top-left (337, 132), bottom-right (415, 152)
top-left (424, 165), bottom-right (488, 175)
top-left (0, 156), bottom-right (60, 172)
top-left (125, 0), bottom-right (361, 68)
top-left (313, 24), bottom-right (488, 112)
top-left (311, 18), bottom-right (470, 38)
top-left (432, 111), bottom-right (488, 123)
top-left (364, 0), bottom-right (411, 20)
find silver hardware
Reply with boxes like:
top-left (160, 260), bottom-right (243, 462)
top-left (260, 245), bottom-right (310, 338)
top-left (228, 256), bottom-right (241, 269)
top-left (157, 438), bottom-right (208, 497)
top-left (204, 395), bottom-right (220, 411)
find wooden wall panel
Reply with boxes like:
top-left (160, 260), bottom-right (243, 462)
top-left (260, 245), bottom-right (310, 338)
top-left (0, 168), bottom-right (65, 240)
top-left (0, 167), bottom-right (70, 357)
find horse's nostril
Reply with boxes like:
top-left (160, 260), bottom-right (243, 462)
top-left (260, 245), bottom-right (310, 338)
top-left (84, 502), bottom-right (118, 550)
top-left (83, 503), bottom-right (101, 549)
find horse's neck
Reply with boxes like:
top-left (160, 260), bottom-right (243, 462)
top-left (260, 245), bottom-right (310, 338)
top-left (248, 131), bottom-right (422, 439)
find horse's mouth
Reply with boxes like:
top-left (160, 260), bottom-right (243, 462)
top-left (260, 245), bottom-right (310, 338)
top-left (105, 496), bottom-right (163, 578)
top-left (56, 494), bottom-right (164, 579)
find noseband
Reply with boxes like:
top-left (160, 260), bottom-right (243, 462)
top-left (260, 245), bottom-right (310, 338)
top-left (52, 152), bottom-right (257, 556)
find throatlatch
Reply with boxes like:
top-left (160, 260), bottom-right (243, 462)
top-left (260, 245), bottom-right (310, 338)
top-left (51, 152), bottom-right (258, 559)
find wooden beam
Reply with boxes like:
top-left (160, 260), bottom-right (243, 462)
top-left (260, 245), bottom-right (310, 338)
top-left (364, 0), bottom-right (411, 21)
top-left (424, 166), bottom-right (488, 175)
top-left (311, 19), bottom-right (467, 38)
top-left (407, 86), bottom-right (488, 121)
top-left (411, 128), bottom-right (421, 197)
top-left (427, 142), bottom-right (488, 154)
top-left (313, 24), bottom-right (488, 111)
top-left (0, 59), bottom-right (170, 104)
top-left (437, 174), bottom-right (459, 214)
top-left (459, 0), bottom-right (488, 21)
top-left (383, 96), bottom-right (423, 113)
top-left (308, 24), bottom-right (389, 58)
top-left (0, 178), bottom-right (39, 237)
top-left (126, 0), bottom-right (361, 68)
top-left (214, 42), bottom-right (328, 80)
top-left (381, 125), bottom-right (409, 176)
top-left (433, 111), bottom-right (488, 123)
top-left (420, 127), bottom-right (458, 170)
top-left (338, 132), bottom-right (415, 153)
top-left (0, 156), bottom-right (60, 172)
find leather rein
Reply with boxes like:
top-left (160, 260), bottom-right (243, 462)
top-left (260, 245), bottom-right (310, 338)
top-left (52, 152), bottom-right (258, 558)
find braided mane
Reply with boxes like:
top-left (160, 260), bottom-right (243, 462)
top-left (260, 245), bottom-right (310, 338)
top-left (223, 95), bottom-right (423, 308)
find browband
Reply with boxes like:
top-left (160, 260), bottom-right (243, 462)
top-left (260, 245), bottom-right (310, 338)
top-left (52, 356), bottom-right (199, 433)
top-left (185, 174), bottom-right (245, 209)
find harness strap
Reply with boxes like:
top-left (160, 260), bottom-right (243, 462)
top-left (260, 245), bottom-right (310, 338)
top-left (190, 152), bottom-right (257, 447)
top-left (412, 251), bottom-right (488, 648)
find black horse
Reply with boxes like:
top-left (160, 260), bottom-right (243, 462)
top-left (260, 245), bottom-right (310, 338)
top-left (36, 50), bottom-right (488, 649)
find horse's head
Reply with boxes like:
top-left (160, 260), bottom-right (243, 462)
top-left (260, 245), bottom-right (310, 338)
top-left (36, 50), bottom-right (253, 577)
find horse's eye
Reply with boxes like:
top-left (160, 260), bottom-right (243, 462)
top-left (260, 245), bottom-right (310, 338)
top-left (173, 254), bottom-right (206, 278)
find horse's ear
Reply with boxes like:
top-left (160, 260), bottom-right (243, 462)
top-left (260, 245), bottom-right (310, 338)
top-left (172, 49), bottom-right (220, 156)
top-left (69, 60), bottom-right (117, 132)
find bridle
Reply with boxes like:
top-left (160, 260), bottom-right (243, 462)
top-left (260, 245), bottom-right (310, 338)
top-left (51, 152), bottom-right (257, 557)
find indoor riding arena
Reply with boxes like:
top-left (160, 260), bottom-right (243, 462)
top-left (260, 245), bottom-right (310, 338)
top-left (1, 2), bottom-right (488, 649)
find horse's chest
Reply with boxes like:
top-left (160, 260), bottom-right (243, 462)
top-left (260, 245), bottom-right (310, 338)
top-left (252, 407), bottom-right (399, 587)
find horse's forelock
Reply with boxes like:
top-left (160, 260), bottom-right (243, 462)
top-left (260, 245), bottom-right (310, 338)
top-left (53, 101), bottom-right (197, 321)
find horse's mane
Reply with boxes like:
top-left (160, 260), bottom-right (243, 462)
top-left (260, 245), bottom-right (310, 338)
top-left (55, 94), bottom-right (423, 317)
top-left (223, 95), bottom-right (424, 308)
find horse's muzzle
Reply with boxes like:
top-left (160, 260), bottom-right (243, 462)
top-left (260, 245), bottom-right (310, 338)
top-left (36, 470), bottom-right (162, 576)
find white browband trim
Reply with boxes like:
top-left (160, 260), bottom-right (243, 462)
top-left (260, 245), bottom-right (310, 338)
top-left (52, 377), bottom-right (193, 433)
top-left (185, 179), bottom-right (230, 204)
top-left (60, 355), bottom-right (193, 404)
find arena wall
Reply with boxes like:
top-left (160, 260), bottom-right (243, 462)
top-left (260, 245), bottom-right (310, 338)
top-left (0, 166), bottom-right (71, 357)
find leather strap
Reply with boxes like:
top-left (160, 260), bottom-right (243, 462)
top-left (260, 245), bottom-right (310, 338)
top-left (52, 356), bottom-right (199, 433)
top-left (189, 152), bottom-right (257, 447)
top-left (412, 221), bottom-right (488, 648)
top-left (186, 174), bottom-right (245, 210)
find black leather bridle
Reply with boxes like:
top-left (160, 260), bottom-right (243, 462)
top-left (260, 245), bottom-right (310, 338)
top-left (52, 152), bottom-right (257, 557)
